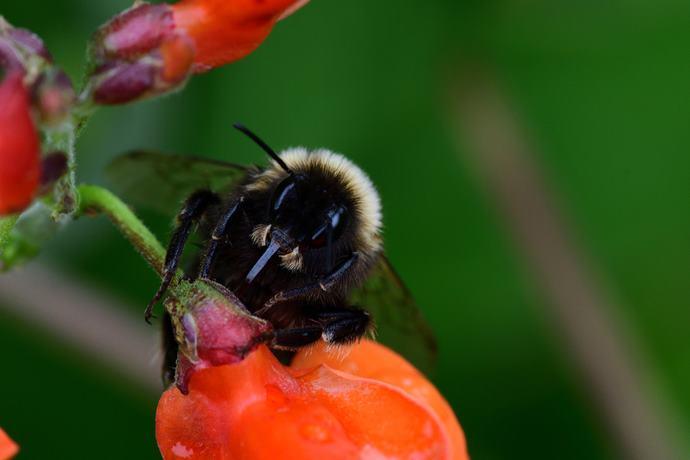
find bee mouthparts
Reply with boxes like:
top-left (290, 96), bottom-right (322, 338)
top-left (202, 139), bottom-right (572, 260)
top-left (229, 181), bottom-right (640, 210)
top-left (244, 239), bottom-right (281, 285)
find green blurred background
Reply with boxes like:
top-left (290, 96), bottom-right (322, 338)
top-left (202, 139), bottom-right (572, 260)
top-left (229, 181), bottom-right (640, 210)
top-left (1, 1), bottom-right (689, 458)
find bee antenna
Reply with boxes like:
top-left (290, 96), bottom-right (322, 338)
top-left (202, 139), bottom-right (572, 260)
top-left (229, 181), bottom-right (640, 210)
top-left (233, 123), bottom-right (293, 175)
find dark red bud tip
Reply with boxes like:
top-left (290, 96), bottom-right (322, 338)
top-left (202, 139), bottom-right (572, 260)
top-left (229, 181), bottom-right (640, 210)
top-left (88, 3), bottom-right (195, 105)
top-left (96, 3), bottom-right (175, 59)
top-left (8, 27), bottom-right (51, 61)
top-left (39, 152), bottom-right (69, 195)
top-left (0, 37), bottom-right (23, 72)
top-left (92, 61), bottom-right (155, 105)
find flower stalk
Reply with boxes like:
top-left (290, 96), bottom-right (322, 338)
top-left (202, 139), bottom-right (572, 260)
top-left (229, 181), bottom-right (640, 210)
top-left (76, 184), bottom-right (165, 275)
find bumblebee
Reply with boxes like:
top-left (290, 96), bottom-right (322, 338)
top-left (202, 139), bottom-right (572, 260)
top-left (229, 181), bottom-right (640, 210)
top-left (108, 125), bottom-right (436, 379)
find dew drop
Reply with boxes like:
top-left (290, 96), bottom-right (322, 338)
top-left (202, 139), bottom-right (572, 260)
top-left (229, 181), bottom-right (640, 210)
top-left (172, 442), bottom-right (194, 458)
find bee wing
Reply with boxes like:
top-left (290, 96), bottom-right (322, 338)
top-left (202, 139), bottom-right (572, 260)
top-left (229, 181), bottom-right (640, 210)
top-left (106, 151), bottom-right (250, 215)
top-left (349, 255), bottom-right (438, 375)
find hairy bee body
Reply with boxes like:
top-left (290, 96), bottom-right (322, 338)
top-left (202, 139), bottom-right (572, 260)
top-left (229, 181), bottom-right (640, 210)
top-left (109, 126), bottom-right (436, 382)
top-left (197, 148), bottom-right (382, 332)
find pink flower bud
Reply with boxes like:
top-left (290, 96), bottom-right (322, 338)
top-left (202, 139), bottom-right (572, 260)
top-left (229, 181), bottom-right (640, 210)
top-left (166, 281), bottom-right (272, 394)
top-left (7, 26), bottom-right (51, 61)
top-left (87, 4), bottom-right (195, 105)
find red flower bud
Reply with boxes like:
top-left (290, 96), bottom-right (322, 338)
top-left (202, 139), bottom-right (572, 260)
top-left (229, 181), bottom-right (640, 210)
top-left (87, 0), bottom-right (309, 104)
top-left (0, 71), bottom-right (41, 216)
top-left (0, 427), bottom-right (19, 460)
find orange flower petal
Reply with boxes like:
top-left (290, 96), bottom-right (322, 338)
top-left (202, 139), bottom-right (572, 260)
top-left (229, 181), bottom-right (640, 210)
top-left (157, 343), bottom-right (461, 459)
top-left (160, 35), bottom-right (197, 84)
top-left (0, 72), bottom-right (40, 216)
top-left (0, 428), bottom-right (19, 460)
top-left (293, 340), bottom-right (468, 460)
top-left (172, 0), bottom-right (308, 71)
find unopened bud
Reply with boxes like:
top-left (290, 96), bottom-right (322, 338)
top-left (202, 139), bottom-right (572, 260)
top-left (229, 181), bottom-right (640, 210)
top-left (165, 279), bottom-right (271, 394)
top-left (87, 3), bottom-right (195, 105)
top-left (7, 26), bottom-right (51, 61)
top-left (95, 3), bottom-right (174, 59)
top-left (0, 36), bottom-right (23, 72)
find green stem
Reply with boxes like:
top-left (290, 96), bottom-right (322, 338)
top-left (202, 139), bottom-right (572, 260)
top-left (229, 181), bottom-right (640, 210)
top-left (45, 120), bottom-right (78, 219)
top-left (0, 216), bottom-right (18, 248)
top-left (77, 184), bottom-right (165, 276)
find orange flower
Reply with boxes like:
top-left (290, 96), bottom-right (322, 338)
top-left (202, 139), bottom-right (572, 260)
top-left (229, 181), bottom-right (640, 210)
top-left (0, 428), bottom-right (19, 460)
top-left (89, 0), bottom-right (309, 104)
top-left (157, 340), bottom-right (468, 460)
top-left (0, 71), bottom-right (41, 216)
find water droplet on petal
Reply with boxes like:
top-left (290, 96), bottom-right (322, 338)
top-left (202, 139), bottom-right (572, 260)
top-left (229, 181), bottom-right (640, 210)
top-left (172, 442), bottom-right (194, 458)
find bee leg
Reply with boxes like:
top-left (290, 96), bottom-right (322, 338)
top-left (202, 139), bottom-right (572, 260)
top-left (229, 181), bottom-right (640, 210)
top-left (198, 196), bottom-right (245, 279)
top-left (313, 307), bottom-right (372, 345)
top-left (145, 190), bottom-right (219, 324)
top-left (268, 307), bottom-right (371, 349)
top-left (271, 326), bottom-right (324, 349)
top-left (260, 252), bottom-right (359, 312)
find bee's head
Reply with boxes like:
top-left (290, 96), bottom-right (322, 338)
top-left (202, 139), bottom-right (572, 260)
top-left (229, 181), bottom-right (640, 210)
top-left (234, 124), bottom-right (382, 284)
top-left (267, 172), bottom-right (349, 252)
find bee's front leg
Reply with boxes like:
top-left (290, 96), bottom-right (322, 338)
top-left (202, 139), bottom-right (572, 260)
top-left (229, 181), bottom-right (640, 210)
top-left (198, 196), bottom-right (245, 279)
top-left (145, 190), bottom-right (219, 323)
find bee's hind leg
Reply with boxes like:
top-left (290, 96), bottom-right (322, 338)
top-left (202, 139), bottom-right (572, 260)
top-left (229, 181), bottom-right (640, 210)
top-left (269, 306), bottom-right (372, 349)
top-left (313, 306), bottom-right (372, 345)
top-left (145, 190), bottom-right (219, 323)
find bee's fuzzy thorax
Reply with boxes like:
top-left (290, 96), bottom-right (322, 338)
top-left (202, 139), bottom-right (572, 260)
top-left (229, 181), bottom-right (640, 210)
top-left (246, 148), bottom-right (383, 255)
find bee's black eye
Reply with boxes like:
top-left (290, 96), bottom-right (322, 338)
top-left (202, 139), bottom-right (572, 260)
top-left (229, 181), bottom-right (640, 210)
top-left (309, 206), bottom-right (348, 248)
top-left (270, 176), bottom-right (300, 219)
